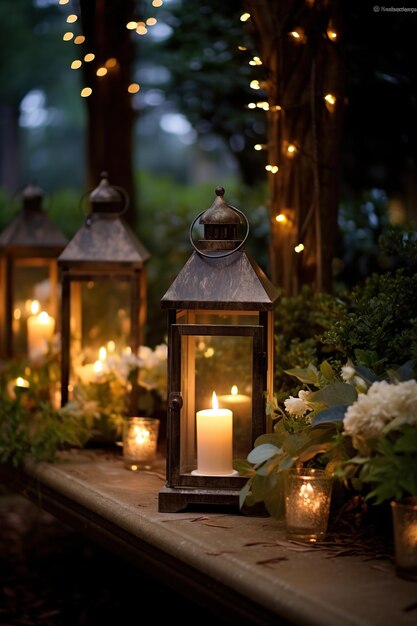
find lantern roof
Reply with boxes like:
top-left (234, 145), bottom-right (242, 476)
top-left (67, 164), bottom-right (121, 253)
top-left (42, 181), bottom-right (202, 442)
top-left (161, 249), bottom-right (278, 311)
top-left (0, 183), bottom-right (68, 252)
top-left (58, 173), bottom-right (150, 268)
top-left (58, 215), bottom-right (149, 267)
top-left (199, 187), bottom-right (241, 225)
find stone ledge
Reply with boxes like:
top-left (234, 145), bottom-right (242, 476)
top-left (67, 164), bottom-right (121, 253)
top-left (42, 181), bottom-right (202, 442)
top-left (1, 449), bottom-right (416, 626)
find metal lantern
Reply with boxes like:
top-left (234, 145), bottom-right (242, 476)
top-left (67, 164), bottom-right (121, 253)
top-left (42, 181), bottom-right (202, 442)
top-left (0, 182), bottom-right (68, 360)
top-left (58, 172), bottom-right (150, 407)
top-left (158, 186), bottom-right (279, 513)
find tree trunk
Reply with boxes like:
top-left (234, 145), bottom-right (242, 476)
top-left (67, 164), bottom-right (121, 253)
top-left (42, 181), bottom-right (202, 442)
top-left (79, 0), bottom-right (136, 227)
top-left (244, 0), bottom-right (344, 294)
top-left (0, 103), bottom-right (20, 193)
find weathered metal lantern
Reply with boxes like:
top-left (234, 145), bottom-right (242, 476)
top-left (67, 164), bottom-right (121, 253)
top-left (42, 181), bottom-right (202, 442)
top-left (58, 172), bottom-right (150, 407)
top-left (0, 182), bottom-right (68, 360)
top-left (158, 187), bottom-right (279, 512)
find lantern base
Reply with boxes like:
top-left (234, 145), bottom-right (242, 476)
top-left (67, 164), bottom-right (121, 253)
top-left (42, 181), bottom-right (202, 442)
top-left (158, 486), bottom-right (267, 516)
top-left (191, 469), bottom-right (239, 477)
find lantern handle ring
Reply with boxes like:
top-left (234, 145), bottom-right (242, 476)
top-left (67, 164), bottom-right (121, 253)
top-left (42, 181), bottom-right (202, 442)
top-left (189, 206), bottom-right (249, 259)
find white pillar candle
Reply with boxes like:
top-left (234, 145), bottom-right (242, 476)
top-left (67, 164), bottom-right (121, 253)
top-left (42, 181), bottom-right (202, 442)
top-left (27, 311), bottom-right (55, 361)
top-left (193, 391), bottom-right (235, 476)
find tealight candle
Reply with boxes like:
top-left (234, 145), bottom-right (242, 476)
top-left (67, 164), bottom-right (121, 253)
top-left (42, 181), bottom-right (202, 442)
top-left (123, 417), bottom-right (160, 470)
top-left (285, 468), bottom-right (333, 542)
top-left (192, 391), bottom-right (236, 476)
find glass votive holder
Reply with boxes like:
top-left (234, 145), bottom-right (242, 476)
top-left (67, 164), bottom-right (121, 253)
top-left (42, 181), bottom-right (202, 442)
top-left (123, 417), bottom-right (160, 471)
top-left (284, 467), bottom-right (333, 542)
top-left (391, 497), bottom-right (417, 581)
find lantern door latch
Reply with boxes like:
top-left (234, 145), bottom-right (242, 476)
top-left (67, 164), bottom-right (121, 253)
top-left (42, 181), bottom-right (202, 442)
top-left (168, 392), bottom-right (183, 411)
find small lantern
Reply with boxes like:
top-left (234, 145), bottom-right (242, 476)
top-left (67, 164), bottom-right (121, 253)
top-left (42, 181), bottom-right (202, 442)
top-left (58, 172), bottom-right (150, 408)
top-left (0, 182), bottom-right (68, 360)
top-left (158, 187), bottom-right (278, 512)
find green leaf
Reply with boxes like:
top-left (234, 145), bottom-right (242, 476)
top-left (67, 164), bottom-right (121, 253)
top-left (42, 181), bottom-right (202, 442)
top-left (284, 363), bottom-right (319, 385)
top-left (247, 443), bottom-right (280, 465)
top-left (310, 382), bottom-right (357, 407)
top-left (254, 432), bottom-right (283, 448)
top-left (239, 479), bottom-right (252, 509)
top-left (312, 404), bottom-right (347, 425)
top-left (298, 442), bottom-right (334, 463)
top-left (319, 360), bottom-right (336, 381)
top-left (388, 360), bottom-right (415, 382)
top-left (353, 365), bottom-right (380, 384)
top-left (233, 458), bottom-right (256, 476)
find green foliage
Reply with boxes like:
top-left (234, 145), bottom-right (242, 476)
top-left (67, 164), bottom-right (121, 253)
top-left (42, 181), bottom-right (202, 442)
top-left (340, 425), bottom-right (417, 505)
top-left (0, 389), bottom-right (88, 468)
top-left (274, 286), bottom-right (347, 398)
top-left (324, 270), bottom-right (417, 374)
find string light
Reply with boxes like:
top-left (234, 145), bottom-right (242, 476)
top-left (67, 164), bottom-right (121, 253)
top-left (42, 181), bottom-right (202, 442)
top-left (105, 57), bottom-right (118, 68)
top-left (324, 93), bottom-right (336, 105)
top-left (84, 53), bottom-right (95, 62)
top-left (327, 28), bottom-right (337, 41)
top-left (289, 28), bottom-right (305, 43)
top-left (265, 165), bottom-right (279, 173)
top-left (275, 214), bottom-right (288, 224)
top-left (249, 56), bottom-right (262, 66)
top-left (59, 0), bottom-right (69, 4)
top-left (238, 45), bottom-right (247, 51)
top-left (136, 23), bottom-right (148, 35)
top-left (286, 143), bottom-right (297, 156)
top-left (324, 93), bottom-right (336, 112)
top-left (128, 83), bottom-right (140, 94)
top-left (250, 80), bottom-right (260, 90)
top-left (240, 12), bottom-right (251, 22)
top-left (247, 102), bottom-right (257, 109)
top-left (96, 67), bottom-right (108, 77)
top-left (71, 59), bottom-right (82, 69)
top-left (146, 17), bottom-right (157, 26)
top-left (152, 0), bottom-right (163, 6)
top-left (66, 14), bottom-right (78, 23)
top-left (254, 144), bottom-right (267, 151)
top-left (269, 105), bottom-right (282, 112)
top-left (294, 243), bottom-right (305, 253)
top-left (63, 32), bottom-right (74, 41)
top-left (256, 101), bottom-right (269, 110)
top-left (126, 21), bottom-right (137, 30)
top-left (74, 35), bottom-right (85, 44)
top-left (80, 87), bottom-right (92, 97)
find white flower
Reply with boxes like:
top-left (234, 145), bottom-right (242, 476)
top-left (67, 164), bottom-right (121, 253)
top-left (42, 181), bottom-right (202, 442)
top-left (344, 379), bottom-right (417, 438)
top-left (341, 364), bottom-right (356, 382)
top-left (284, 389), bottom-right (312, 418)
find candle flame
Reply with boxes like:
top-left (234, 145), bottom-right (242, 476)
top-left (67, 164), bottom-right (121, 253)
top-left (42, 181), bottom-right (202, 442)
top-left (93, 360), bottom-right (103, 374)
top-left (98, 346), bottom-right (107, 361)
top-left (30, 300), bottom-right (40, 315)
top-left (231, 385), bottom-right (238, 396)
top-left (38, 311), bottom-right (50, 324)
top-left (211, 391), bottom-right (218, 410)
top-left (134, 426), bottom-right (150, 444)
top-left (16, 377), bottom-right (30, 388)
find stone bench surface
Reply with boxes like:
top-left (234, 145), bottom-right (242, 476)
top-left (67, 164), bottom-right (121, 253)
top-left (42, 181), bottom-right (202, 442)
top-left (1, 449), bottom-right (416, 626)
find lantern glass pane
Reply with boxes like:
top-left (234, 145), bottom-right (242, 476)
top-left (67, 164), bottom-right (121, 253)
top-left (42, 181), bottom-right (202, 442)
top-left (69, 278), bottom-right (131, 383)
top-left (180, 332), bottom-right (253, 474)
top-left (12, 260), bottom-right (55, 356)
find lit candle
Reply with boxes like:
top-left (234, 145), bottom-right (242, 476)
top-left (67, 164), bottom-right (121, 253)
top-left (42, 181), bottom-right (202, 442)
top-left (193, 391), bottom-right (235, 476)
top-left (123, 417), bottom-right (160, 470)
top-left (285, 469), bottom-right (333, 542)
top-left (15, 376), bottom-right (30, 389)
top-left (27, 310), bottom-right (55, 361)
top-left (218, 385), bottom-right (251, 419)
